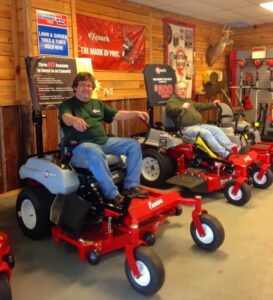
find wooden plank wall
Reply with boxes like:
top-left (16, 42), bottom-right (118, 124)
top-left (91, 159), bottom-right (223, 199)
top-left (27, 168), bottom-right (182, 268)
top-left (0, 0), bottom-right (17, 106)
top-left (74, 0), bottom-right (226, 135)
top-left (1, 0), bottom-right (273, 192)
top-left (232, 24), bottom-right (273, 50)
top-left (76, 0), bottom-right (226, 100)
top-left (18, 0), bottom-right (229, 154)
top-left (0, 0), bottom-right (23, 192)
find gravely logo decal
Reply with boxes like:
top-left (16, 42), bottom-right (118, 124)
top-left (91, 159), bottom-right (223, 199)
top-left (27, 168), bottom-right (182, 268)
top-left (148, 199), bottom-right (163, 209)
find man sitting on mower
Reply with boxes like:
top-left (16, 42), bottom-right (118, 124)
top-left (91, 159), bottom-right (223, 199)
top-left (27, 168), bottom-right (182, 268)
top-left (166, 81), bottom-right (241, 159)
top-left (59, 72), bottom-right (149, 206)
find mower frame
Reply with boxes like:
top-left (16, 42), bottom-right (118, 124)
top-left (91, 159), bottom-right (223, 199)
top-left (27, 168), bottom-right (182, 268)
top-left (0, 230), bottom-right (14, 300)
top-left (140, 64), bottom-right (273, 206)
top-left (16, 56), bottom-right (225, 296)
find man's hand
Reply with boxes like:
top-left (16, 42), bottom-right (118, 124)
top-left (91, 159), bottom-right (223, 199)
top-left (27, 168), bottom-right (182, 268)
top-left (136, 111), bottom-right (149, 124)
top-left (213, 99), bottom-right (221, 106)
top-left (182, 102), bottom-right (190, 110)
top-left (71, 116), bottom-right (89, 132)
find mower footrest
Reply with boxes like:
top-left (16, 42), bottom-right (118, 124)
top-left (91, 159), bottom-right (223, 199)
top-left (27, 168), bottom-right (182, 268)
top-left (166, 172), bottom-right (208, 193)
top-left (251, 143), bottom-right (272, 151)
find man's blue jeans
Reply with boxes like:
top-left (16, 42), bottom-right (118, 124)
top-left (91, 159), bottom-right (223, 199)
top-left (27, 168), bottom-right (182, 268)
top-left (70, 137), bottom-right (142, 199)
top-left (182, 124), bottom-right (237, 158)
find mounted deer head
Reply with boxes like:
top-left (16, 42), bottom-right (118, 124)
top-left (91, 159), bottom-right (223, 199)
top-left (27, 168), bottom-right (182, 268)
top-left (206, 25), bottom-right (233, 67)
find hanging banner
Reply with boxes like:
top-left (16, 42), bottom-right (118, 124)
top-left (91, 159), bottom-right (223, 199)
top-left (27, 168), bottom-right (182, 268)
top-left (25, 56), bottom-right (93, 108)
top-left (164, 18), bottom-right (195, 98)
top-left (77, 14), bottom-right (145, 71)
top-left (36, 10), bottom-right (69, 56)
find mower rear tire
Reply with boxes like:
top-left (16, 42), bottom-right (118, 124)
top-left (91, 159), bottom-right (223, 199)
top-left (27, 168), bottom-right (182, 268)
top-left (125, 246), bottom-right (165, 296)
top-left (16, 186), bottom-right (54, 239)
top-left (252, 169), bottom-right (273, 189)
top-left (224, 180), bottom-right (251, 206)
top-left (0, 272), bottom-right (12, 300)
top-left (141, 148), bottom-right (175, 188)
top-left (190, 214), bottom-right (225, 251)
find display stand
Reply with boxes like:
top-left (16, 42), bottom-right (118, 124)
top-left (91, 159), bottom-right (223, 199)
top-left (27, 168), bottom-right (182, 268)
top-left (229, 49), bottom-right (273, 141)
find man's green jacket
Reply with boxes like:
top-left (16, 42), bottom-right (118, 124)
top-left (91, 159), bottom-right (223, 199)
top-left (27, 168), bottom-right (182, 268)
top-left (166, 94), bottom-right (214, 128)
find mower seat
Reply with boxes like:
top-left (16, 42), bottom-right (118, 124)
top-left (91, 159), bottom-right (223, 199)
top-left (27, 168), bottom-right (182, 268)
top-left (217, 103), bottom-right (261, 144)
top-left (162, 106), bottom-right (244, 151)
top-left (217, 103), bottom-right (252, 132)
top-left (70, 153), bottom-right (123, 170)
top-left (59, 127), bottom-right (123, 170)
top-left (161, 108), bottom-right (199, 144)
top-left (162, 107), bottom-right (179, 131)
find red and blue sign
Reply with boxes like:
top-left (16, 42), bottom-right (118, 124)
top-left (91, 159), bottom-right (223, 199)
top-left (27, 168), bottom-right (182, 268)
top-left (37, 10), bottom-right (68, 56)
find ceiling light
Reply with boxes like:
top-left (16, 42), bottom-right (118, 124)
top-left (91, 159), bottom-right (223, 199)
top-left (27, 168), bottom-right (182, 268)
top-left (260, 2), bottom-right (273, 12)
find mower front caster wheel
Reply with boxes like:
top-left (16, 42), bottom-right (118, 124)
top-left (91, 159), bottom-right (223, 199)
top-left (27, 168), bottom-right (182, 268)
top-left (125, 247), bottom-right (165, 296)
top-left (190, 214), bottom-right (225, 251)
top-left (224, 180), bottom-right (251, 206)
top-left (87, 249), bottom-right (100, 265)
top-left (252, 169), bottom-right (273, 189)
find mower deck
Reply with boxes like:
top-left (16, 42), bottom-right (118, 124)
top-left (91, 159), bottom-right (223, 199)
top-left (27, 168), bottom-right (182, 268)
top-left (52, 188), bottom-right (207, 263)
top-left (0, 231), bottom-right (14, 280)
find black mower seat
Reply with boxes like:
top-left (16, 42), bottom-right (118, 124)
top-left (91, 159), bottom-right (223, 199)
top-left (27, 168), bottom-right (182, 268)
top-left (162, 107), bottom-right (178, 131)
top-left (161, 108), bottom-right (196, 143)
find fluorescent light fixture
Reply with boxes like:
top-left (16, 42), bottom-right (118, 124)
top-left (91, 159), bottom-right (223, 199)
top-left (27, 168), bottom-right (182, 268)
top-left (260, 2), bottom-right (273, 12)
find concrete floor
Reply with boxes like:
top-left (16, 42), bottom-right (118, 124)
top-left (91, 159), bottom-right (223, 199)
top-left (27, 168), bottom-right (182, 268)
top-left (0, 186), bottom-right (272, 300)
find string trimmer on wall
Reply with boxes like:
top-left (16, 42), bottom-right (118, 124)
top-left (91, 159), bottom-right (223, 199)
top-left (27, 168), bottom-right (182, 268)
top-left (253, 59), bottom-right (263, 122)
top-left (238, 59), bottom-right (246, 107)
top-left (266, 59), bottom-right (273, 129)
top-left (242, 71), bottom-right (254, 110)
top-left (234, 59), bottom-right (253, 110)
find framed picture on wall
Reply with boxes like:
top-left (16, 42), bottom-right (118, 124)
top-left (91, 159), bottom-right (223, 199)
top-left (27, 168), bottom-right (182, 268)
top-left (164, 18), bottom-right (195, 98)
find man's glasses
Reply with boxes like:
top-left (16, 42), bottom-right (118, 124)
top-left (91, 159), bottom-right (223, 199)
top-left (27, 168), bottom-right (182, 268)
top-left (78, 82), bottom-right (93, 89)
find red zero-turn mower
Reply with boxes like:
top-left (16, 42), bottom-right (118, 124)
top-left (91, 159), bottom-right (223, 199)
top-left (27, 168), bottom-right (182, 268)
top-left (16, 56), bottom-right (225, 296)
top-left (0, 231), bottom-right (14, 300)
top-left (216, 101), bottom-right (273, 173)
top-left (140, 64), bottom-right (273, 206)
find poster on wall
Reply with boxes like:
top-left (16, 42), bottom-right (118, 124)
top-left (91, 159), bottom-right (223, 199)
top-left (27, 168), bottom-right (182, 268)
top-left (77, 14), bottom-right (145, 71)
top-left (144, 64), bottom-right (176, 107)
top-left (25, 56), bottom-right (93, 108)
top-left (36, 10), bottom-right (69, 56)
top-left (164, 18), bottom-right (195, 98)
